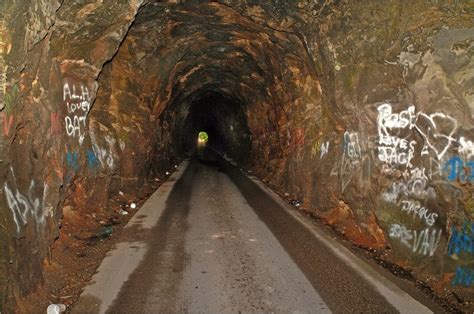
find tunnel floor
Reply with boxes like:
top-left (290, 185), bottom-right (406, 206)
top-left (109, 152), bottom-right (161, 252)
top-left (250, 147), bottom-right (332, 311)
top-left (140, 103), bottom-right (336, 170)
top-left (71, 152), bottom-right (443, 313)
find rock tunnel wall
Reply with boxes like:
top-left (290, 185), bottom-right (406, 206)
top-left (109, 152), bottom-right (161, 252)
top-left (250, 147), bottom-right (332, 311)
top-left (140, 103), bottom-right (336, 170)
top-left (0, 0), bottom-right (144, 308)
top-left (0, 0), bottom-right (473, 310)
top-left (312, 2), bottom-right (474, 295)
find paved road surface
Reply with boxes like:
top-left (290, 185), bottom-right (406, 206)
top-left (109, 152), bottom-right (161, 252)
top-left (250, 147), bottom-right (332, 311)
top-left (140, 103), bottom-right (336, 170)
top-left (73, 152), bottom-right (442, 313)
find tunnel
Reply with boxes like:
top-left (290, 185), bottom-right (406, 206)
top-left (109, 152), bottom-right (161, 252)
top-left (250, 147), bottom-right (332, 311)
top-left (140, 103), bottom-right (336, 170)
top-left (0, 1), bottom-right (473, 312)
top-left (173, 91), bottom-right (251, 159)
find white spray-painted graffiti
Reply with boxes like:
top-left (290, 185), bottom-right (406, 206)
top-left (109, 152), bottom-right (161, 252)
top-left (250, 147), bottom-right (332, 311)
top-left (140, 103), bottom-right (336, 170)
top-left (381, 167), bottom-right (436, 203)
top-left (458, 137), bottom-right (474, 160)
top-left (321, 100), bottom-right (470, 264)
top-left (400, 200), bottom-right (438, 227)
top-left (344, 131), bottom-right (361, 159)
top-left (64, 82), bottom-right (91, 145)
top-left (90, 132), bottom-right (115, 170)
top-left (331, 132), bottom-right (372, 193)
top-left (415, 112), bottom-right (458, 161)
top-left (340, 132), bottom-right (363, 192)
top-left (376, 103), bottom-right (464, 245)
top-left (377, 103), bottom-right (458, 164)
top-left (377, 104), bottom-right (416, 167)
top-left (320, 141), bottom-right (330, 158)
top-left (3, 167), bottom-right (46, 234)
top-left (389, 223), bottom-right (442, 256)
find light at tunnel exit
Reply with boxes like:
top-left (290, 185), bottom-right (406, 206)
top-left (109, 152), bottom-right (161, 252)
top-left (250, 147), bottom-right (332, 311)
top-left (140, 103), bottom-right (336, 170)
top-left (197, 131), bottom-right (209, 146)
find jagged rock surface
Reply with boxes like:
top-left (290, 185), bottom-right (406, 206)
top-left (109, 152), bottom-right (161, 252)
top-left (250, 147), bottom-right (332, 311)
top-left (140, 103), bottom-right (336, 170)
top-left (0, 1), bottom-right (473, 311)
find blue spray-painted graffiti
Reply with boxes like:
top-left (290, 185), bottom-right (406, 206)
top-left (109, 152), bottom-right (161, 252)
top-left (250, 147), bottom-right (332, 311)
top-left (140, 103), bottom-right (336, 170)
top-left (447, 221), bottom-right (474, 256)
top-left (448, 221), bottom-right (474, 287)
top-left (443, 155), bottom-right (474, 183)
top-left (87, 149), bottom-right (100, 169)
top-left (65, 150), bottom-right (79, 183)
top-left (66, 151), bottom-right (79, 171)
top-left (452, 266), bottom-right (473, 287)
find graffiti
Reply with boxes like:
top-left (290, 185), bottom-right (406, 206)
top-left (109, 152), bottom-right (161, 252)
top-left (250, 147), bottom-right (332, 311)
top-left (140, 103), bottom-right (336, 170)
top-left (331, 132), bottom-right (372, 193)
top-left (402, 167), bottom-right (430, 196)
top-left (376, 103), bottom-right (462, 251)
top-left (400, 200), bottom-right (438, 226)
top-left (377, 104), bottom-right (416, 167)
top-left (66, 151), bottom-right (79, 171)
top-left (1, 112), bottom-right (13, 136)
top-left (458, 137), bottom-right (474, 160)
top-left (452, 266), bottom-right (473, 287)
top-left (389, 223), bottom-right (442, 256)
top-left (339, 132), bottom-right (360, 192)
top-left (65, 149), bottom-right (79, 183)
top-left (377, 104), bottom-right (416, 134)
top-left (448, 222), bottom-right (473, 288)
top-left (90, 133), bottom-right (115, 170)
top-left (381, 167), bottom-right (435, 203)
top-left (320, 141), bottom-right (329, 158)
top-left (381, 182), bottom-right (407, 203)
top-left (343, 132), bottom-right (360, 158)
top-left (428, 157), bottom-right (443, 180)
top-left (443, 155), bottom-right (474, 183)
top-left (65, 114), bottom-right (87, 141)
top-left (50, 112), bottom-right (61, 135)
top-left (311, 139), bottom-right (330, 159)
top-left (378, 138), bottom-right (416, 167)
top-left (415, 112), bottom-right (457, 161)
top-left (338, 158), bottom-right (353, 193)
top-left (4, 167), bottom-right (45, 234)
top-left (87, 149), bottom-right (100, 169)
top-left (377, 103), bottom-right (458, 165)
top-left (447, 221), bottom-right (473, 256)
top-left (63, 82), bottom-right (91, 144)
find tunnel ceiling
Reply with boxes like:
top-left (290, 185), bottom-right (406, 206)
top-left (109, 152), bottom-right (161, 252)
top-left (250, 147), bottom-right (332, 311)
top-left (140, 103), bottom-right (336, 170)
top-left (124, 2), bottom-right (317, 116)
top-left (88, 1), bottom-right (322, 177)
top-left (1, 0), bottom-right (473, 311)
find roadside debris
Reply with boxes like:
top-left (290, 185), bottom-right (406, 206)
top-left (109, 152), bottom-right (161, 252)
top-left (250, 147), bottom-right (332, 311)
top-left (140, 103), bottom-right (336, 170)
top-left (289, 199), bottom-right (302, 207)
top-left (99, 226), bottom-right (113, 238)
top-left (130, 203), bottom-right (137, 209)
top-left (119, 209), bottom-right (129, 216)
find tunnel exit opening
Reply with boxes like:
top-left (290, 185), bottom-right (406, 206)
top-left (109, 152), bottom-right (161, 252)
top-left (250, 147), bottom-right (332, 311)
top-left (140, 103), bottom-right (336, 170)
top-left (197, 131), bottom-right (209, 148)
top-left (163, 90), bottom-right (251, 163)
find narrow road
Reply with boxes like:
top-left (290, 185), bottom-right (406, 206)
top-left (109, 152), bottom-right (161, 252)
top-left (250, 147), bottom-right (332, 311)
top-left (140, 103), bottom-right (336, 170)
top-left (73, 153), bottom-right (441, 313)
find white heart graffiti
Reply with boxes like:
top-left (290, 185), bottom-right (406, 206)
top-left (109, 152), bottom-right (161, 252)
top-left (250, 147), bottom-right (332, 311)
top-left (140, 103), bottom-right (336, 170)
top-left (414, 112), bottom-right (457, 161)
